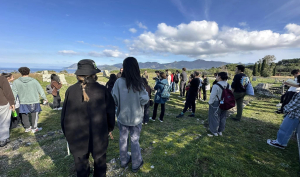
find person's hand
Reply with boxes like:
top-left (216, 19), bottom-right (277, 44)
top-left (10, 105), bottom-right (15, 111)
top-left (43, 100), bottom-right (48, 105)
top-left (109, 132), bottom-right (114, 139)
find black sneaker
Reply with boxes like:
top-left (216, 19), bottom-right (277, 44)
top-left (176, 114), bottom-right (184, 118)
top-left (132, 160), bottom-right (144, 173)
top-left (188, 114), bottom-right (195, 117)
top-left (267, 139), bottom-right (286, 149)
top-left (120, 156), bottom-right (131, 168)
top-left (6, 138), bottom-right (10, 143)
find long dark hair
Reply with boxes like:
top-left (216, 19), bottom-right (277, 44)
top-left (51, 74), bottom-right (60, 83)
top-left (121, 57), bottom-right (144, 92)
top-left (106, 74), bottom-right (117, 86)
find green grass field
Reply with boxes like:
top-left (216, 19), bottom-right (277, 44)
top-left (0, 73), bottom-right (299, 177)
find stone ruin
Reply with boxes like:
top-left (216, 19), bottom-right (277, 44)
top-left (42, 71), bottom-right (68, 85)
top-left (103, 70), bottom-right (110, 77)
top-left (254, 83), bottom-right (276, 97)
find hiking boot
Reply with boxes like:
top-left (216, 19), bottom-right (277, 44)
top-left (267, 139), bottom-right (285, 149)
top-left (132, 160), bottom-right (144, 173)
top-left (31, 127), bottom-right (42, 133)
top-left (25, 126), bottom-right (32, 133)
top-left (188, 114), bottom-right (195, 117)
top-left (120, 156), bottom-right (131, 168)
top-left (176, 114), bottom-right (184, 118)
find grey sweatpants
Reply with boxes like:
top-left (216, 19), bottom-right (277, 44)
top-left (118, 122), bottom-right (143, 169)
top-left (208, 101), bottom-right (227, 134)
top-left (0, 103), bottom-right (11, 141)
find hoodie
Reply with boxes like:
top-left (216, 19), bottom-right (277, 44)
top-left (12, 77), bottom-right (47, 104)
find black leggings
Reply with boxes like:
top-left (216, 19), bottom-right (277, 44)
top-left (53, 91), bottom-right (61, 108)
top-left (183, 96), bottom-right (196, 113)
top-left (152, 103), bottom-right (165, 121)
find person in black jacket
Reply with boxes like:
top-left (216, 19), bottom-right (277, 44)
top-left (61, 59), bottom-right (116, 177)
top-left (106, 74), bottom-right (117, 94)
top-left (202, 74), bottom-right (209, 101)
top-left (116, 68), bottom-right (123, 79)
top-left (176, 71), bottom-right (200, 118)
top-left (179, 68), bottom-right (188, 97)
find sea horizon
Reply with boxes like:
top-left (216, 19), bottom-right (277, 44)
top-left (0, 67), bottom-right (76, 74)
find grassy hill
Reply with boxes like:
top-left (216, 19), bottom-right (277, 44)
top-left (0, 73), bottom-right (299, 177)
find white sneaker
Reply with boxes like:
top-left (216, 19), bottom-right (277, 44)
top-left (145, 123), bottom-right (148, 125)
top-left (57, 107), bottom-right (63, 110)
top-left (25, 126), bottom-right (32, 133)
top-left (53, 108), bottom-right (58, 110)
top-left (183, 101), bottom-right (186, 103)
top-left (276, 103), bottom-right (282, 107)
top-left (218, 132), bottom-right (223, 136)
top-left (159, 119), bottom-right (163, 122)
top-left (178, 96), bottom-right (182, 98)
top-left (149, 117), bottom-right (155, 121)
top-left (31, 127), bottom-right (42, 133)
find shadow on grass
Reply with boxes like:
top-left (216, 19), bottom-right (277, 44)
top-left (0, 154), bottom-right (38, 176)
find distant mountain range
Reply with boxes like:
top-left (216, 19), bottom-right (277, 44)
top-left (65, 59), bottom-right (233, 71)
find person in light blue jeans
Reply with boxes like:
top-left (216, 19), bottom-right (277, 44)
top-left (267, 76), bottom-right (300, 149)
top-left (112, 57), bottom-right (149, 173)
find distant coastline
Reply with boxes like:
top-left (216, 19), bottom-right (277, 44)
top-left (0, 68), bottom-right (76, 74)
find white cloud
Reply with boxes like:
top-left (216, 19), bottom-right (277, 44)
top-left (238, 22), bottom-right (248, 27)
top-left (58, 50), bottom-right (79, 55)
top-left (137, 21), bottom-right (147, 29)
top-left (88, 49), bottom-right (128, 58)
top-left (129, 28), bottom-right (137, 33)
top-left (127, 20), bottom-right (300, 58)
top-left (285, 23), bottom-right (300, 35)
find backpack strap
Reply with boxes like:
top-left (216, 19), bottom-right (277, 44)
top-left (216, 83), bottom-right (224, 91)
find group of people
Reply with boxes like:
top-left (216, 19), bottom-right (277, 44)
top-left (0, 68), bottom-right (63, 147)
top-left (1, 57), bottom-right (300, 177)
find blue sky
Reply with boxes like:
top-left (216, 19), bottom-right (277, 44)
top-left (1, 0), bottom-right (300, 68)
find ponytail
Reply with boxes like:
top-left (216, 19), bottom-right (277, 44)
top-left (77, 75), bottom-right (98, 102)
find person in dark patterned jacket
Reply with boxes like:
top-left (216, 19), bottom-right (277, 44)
top-left (267, 75), bottom-right (300, 149)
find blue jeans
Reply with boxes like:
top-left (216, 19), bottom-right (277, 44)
top-left (118, 122), bottom-right (143, 169)
top-left (276, 114), bottom-right (299, 146)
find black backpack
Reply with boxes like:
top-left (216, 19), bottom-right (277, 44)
top-left (174, 74), bottom-right (179, 83)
